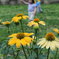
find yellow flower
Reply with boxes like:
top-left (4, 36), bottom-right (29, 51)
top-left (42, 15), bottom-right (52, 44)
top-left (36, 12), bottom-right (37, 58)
top-left (8, 33), bottom-right (34, 48)
top-left (27, 18), bottom-right (45, 29)
top-left (37, 32), bottom-right (59, 51)
top-left (53, 28), bottom-right (59, 34)
top-left (12, 16), bottom-right (22, 22)
top-left (34, 18), bottom-right (45, 25)
top-left (16, 13), bottom-right (29, 19)
top-left (2, 21), bottom-right (11, 27)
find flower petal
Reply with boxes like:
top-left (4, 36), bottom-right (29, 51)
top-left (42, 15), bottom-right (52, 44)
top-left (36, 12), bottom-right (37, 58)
top-left (8, 38), bottom-right (16, 46)
top-left (46, 41), bottom-right (51, 49)
top-left (53, 28), bottom-right (59, 33)
top-left (20, 39), bottom-right (27, 46)
top-left (39, 21), bottom-right (45, 25)
top-left (8, 33), bottom-right (17, 37)
top-left (37, 38), bottom-right (46, 45)
top-left (24, 37), bottom-right (33, 43)
top-left (24, 33), bottom-right (34, 37)
top-left (16, 39), bottom-right (21, 48)
top-left (41, 41), bottom-right (48, 48)
top-left (50, 41), bottom-right (56, 51)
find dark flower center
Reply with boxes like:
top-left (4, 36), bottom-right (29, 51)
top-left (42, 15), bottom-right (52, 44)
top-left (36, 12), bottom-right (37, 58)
top-left (16, 33), bottom-right (25, 39)
top-left (45, 33), bottom-right (55, 41)
top-left (34, 19), bottom-right (40, 23)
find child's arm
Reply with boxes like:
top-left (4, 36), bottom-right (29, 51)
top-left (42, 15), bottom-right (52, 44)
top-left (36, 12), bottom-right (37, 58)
top-left (33, 7), bottom-right (37, 16)
top-left (22, 0), bottom-right (28, 4)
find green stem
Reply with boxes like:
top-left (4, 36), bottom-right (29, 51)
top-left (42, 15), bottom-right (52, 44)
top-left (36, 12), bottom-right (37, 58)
top-left (22, 45), bottom-right (28, 59)
top-left (39, 48), bottom-right (42, 54)
top-left (20, 20), bottom-right (24, 33)
top-left (15, 50), bottom-right (20, 59)
top-left (7, 27), bottom-right (10, 34)
top-left (47, 48), bottom-right (50, 59)
top-left (26, 45), bottom-right (30, 56)
top-left (54, 48), bottom-right (58, 59)
top-left (34, 29), bottom-right (39, 59)
top-left (34, 29), bottom-right (38, 42)
top-left (3, 55), bottom-right (6, 59)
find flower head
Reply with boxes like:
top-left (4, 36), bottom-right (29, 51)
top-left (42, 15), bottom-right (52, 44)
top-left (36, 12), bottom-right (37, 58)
top-left (34, 18), bottom-right (45, 25)
top-left (16, 13), bottom-right (29, 20)
top-left (37, 32), bottom-right (59, 51)
top-left (27, 18), bottom-right (45, 29)
top-left (2, 21), bottom-right (11, 27)
top-left (12, 14), bottom-right (29, 23)
top-left (8, 33), bottom-right (34, 48)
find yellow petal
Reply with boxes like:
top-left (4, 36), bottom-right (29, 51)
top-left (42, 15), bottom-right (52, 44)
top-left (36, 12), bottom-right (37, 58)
top-left (20, 39), bottom-right (27, 46)
top-left (8, 33), bottom-right (17, 37)
top-left (8, 38), bottom-right (16, 46)
top-left (24, 33), bottom-right (34, 37)
top-left (50, 41), bottom-right (56, 51)
top-left (53, 41), bottom-right (59, 48)
top-left (53, 28), bottom-right (59, 33)
top-left (16, 39), bottom-right (21, 48)
top-left (27, 21), bottom-right (37, 27)
top-left (41, 41), bottom-right (48, 48)
top-left (39, 21), bottom-right (45, 25)
top-left (46, 41), bottom-right (51, 49)
top-left (27, 21), bottom-right (34, 27)
top-left (23, 37), bottom-right (33, 43)
top-left (37, 38), bottom-right (46, 45)
top-left (2, 21), bottom-right (11, 25)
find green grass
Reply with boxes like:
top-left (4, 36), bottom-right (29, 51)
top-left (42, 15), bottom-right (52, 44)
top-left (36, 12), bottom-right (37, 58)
top-left (0, 4), bottom-right (59, 59)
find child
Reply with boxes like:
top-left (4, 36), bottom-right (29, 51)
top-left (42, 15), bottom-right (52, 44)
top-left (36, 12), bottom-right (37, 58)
top-left (22, 0), bottom-right (40, 21)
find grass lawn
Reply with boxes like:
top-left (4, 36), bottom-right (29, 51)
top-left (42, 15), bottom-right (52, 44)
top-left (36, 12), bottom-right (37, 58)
top-left (0, 4), bottom-right (59, 59)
